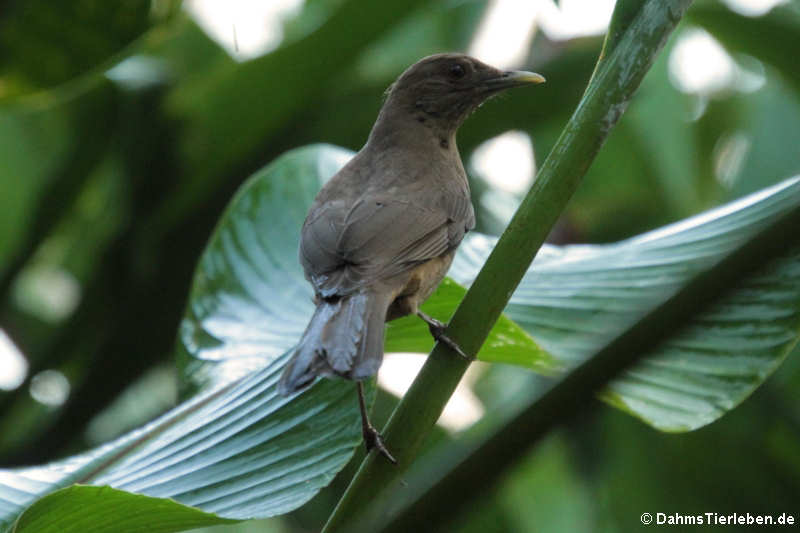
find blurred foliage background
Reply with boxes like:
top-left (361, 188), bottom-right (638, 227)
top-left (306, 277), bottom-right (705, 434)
top-left (1, 0), bottom-right (799, 531)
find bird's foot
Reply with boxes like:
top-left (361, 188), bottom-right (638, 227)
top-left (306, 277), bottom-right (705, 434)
top-left (417, 311), bottom-right (471, 360)
top-left (362, 424), bottom-right (397, 464)
top-left (356, 381), bottom-right (397, 464)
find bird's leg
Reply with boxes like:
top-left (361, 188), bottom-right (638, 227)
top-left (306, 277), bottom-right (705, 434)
top-left (416, 310), bottom-right (470, 359)
top-left (356, 382), bottom-right (396, 464)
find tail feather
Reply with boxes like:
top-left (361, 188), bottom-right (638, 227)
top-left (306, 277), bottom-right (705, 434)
top-left (321, 293), bottom-right (365, 374)
top-left (278, 290), bottom-right (390, 396)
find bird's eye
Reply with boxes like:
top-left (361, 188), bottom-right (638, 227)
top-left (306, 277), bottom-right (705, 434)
top-left (449, 64), bottom-right (466, 78)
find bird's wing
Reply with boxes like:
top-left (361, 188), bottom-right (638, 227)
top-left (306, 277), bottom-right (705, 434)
top-left (300, 187), bottom-right (472, 297)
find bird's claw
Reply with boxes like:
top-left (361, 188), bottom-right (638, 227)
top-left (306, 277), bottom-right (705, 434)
top-left (418, 312), bottom-right (471, 360)
top-left (363, 424), bottom-right (397, 464)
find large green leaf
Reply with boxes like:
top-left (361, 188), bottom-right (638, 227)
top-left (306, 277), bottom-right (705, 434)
top-left (0, 144), bottom-right (544, 532)
top-left (449, 176), bottom-right (800, 431)
top-left (178, 145), bottom-right (354, 389)
top-left (0, 0), bottom-right (174, 97)
top-left (0, 146), bottom-right (362, 532)
top-left (0, 354), bottom-right (362, 532)
top-left (12, 485), bottom-right (235, 533)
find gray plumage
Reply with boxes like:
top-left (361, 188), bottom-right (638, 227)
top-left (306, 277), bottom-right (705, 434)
top-left (279, 53), bottom-right (544, 396)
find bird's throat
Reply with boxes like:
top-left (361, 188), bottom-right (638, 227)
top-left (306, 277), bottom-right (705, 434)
top-left (368, 107), bottom-right (458, 155)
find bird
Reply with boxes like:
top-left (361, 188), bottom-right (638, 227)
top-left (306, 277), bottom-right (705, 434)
top-left (278, 53), bottom-right (544, 462)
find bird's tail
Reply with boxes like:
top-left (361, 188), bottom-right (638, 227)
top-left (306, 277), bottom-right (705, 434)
top-left (278, 290), bottom-right (391, 396)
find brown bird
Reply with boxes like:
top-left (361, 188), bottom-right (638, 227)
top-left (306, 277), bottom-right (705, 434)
top-left (278, 53), bottom-right (544, 462)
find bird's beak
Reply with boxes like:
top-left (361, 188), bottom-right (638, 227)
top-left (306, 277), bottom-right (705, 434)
top-left (485, 70), bottom-right (546, 90)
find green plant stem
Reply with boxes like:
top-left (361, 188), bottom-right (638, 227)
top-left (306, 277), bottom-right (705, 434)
top-left (323, 1), bottom-right (693, 531)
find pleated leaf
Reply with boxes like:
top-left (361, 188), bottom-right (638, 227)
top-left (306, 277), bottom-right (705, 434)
top-left (449, 177), bottom-right (800, 431)
top-left (0, 351), bottom-right (363, 532)
top-left (0, 146), bottom-right (365, 532)
top-left (0, 144), bottom-right (546, 532)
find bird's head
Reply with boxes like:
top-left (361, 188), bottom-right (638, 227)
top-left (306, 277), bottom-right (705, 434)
top-left (383, 53), bottom-right (545, 133)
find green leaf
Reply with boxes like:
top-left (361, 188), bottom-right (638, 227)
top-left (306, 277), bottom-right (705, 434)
top-left (12, 485), bottom-right (236, 533)
top-left (0, 357), bottom-right (363, 532)
top-left (449, 176), bottom-right (800, 431)
top-left (178, 144), bottom-right (354, 389)
top-left (0, 146), bottom-right (360, 532)
top-left (0, 142), bottom-right (546, 532)
top-left (0, 0), bottom-right (168, 96)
